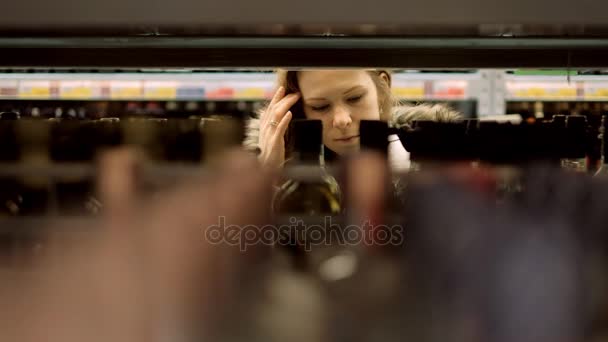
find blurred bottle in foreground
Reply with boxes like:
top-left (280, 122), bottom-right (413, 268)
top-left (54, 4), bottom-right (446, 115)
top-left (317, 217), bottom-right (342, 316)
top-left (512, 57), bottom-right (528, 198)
top-left (272, 119), bottom-right (341, 217)
top-left (272, 119), bottom-right (342, 270)
top-left (596, 115), bottom-right (608, 176)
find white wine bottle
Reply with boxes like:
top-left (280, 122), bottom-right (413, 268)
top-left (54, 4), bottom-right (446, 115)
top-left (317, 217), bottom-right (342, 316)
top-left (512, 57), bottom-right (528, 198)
top-left (272, 119), bottom-right (341, 270)
top-left (596, 115), bottom-right (608, 176)
top-left (272, 119), bottom-right (341, 216)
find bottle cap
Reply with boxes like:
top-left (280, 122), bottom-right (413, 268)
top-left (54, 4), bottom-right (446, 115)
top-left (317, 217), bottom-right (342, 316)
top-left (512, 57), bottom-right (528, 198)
top-left (0, 111), bottom-right (20, 120)
top-left (292, 119), bottom-right (322, 153)
top-left (360, 120), bottom-right (388, 155)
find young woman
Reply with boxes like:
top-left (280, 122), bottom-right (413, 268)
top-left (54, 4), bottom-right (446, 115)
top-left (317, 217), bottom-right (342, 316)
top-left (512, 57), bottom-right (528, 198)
top-left (244, 69), bottom-right (462, 171)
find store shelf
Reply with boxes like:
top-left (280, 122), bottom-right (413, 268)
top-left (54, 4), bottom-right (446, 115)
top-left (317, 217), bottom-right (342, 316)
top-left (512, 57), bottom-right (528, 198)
top-left (3, 37), bottom-right (608, 68)
top-left (505, 74), bottom-right (608, 101)
top-left (0, 72), bottom-right (481, 101)
top-left (392, 72), bottom-right (479, 101)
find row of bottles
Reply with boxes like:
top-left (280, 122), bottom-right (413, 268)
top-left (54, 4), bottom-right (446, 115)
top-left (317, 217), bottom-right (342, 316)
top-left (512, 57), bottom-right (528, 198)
top-left (0, 100), bottom-right (265, 119)
top-left (0, 116), bottom-right (244, 163)
top-left (0, 116), bottom-right (244, 217)
top-left (401, 114), bottom-right (608, 172)
top-left (2, 113), bottom-right (607, 219)
top-left (508, 101), bottom-right (608, 120)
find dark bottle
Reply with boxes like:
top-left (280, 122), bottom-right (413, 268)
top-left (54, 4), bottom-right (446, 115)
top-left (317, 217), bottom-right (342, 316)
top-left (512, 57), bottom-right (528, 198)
top-left (597, 115), bottom-right (608, 176)
top-left (184, 101), bottom-right (201, 118)
top-left (165, 101), bottom-right (186, 118)
top-left (50, 120), bottom-right (96, 162)
top-left (201, 117), bottom-right (244, 165)
top-left (0, 111), bottom-right (20, 120)
top-left (165, 118), bottom-right (203, 163)
top-left (0, 119), bottom-right (22, 216)
top-left (562, 115), bottom-right (588, 172)
top-left (586, 113), bottom-right (603, 173)
top-left (360, 120), bottom-right (389, 157)
top-left (16, 119), bottom-right (52, 216)
top-left (50, 120), bottom-right (98, 215)
top-left (121, 118), bottom-right (167, 162)
top-left (357, 120), bottom-right (398, 250)
top-left (96, 118), bottom-right (122, 149)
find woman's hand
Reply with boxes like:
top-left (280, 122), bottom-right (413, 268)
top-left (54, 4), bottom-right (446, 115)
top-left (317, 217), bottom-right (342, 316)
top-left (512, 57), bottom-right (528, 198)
top-left (258, 86), bottom-right (300, 169)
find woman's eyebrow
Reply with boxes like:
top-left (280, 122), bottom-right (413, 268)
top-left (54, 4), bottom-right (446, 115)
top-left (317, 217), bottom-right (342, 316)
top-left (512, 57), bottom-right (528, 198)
top-left (305, 97), bottom-right (327, 102)
top-left (306, 85), bottom-right (366, 101)
top-left (343, 85), bottom-right (365, 94)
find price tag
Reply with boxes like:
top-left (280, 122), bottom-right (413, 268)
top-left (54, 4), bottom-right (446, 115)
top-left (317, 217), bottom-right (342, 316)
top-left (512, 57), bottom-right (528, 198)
top-left (432, 80), bottom-right (468, 99)
top-left (206, 87), bottom-right (234, 99)
top-left (524, 88), bottom-right (548, 97)
top-left (59, 80), bottom-right (96, 99)
top-left (0, 80), bottom-right (18, 98)
top-left (110, 81), bottom-right (143, 99)
top-left (235, 87), bottom-right (265, 99)
top-left (144, 81), bottom-right (178, 99)
top-left (392, 87), bottom-right (425, 98)
top-left (19, 81), bottom-right (51, 99)
top-left (583, 82), bottom-right (608, 99)
top-left (508, 81), bottom-right (576, 100)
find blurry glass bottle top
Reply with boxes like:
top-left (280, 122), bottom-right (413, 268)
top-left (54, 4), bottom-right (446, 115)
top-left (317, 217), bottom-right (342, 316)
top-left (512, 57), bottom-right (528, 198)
top-left (185, 101), bottom-right (199, 111)
top-left (16, 119), bottom-right (52, 187)
top-left (121, 118), bottom-right (166, 161)
top-left (552, 114), bottom-right (566, 126)
top-left (317, 250), bottom-right (359, 282)
top-left (0, 111), bottom-right (20, 120)
top-left (166, 101), bottom-right (179, 111)
top-left (360, 120), bottom-right (389, 155)
top-left (98, 117), bottom-right (120, 123)
top-left (202, 117), bottom-right (244, 164)
top-left (272, 119), bottom-right (342, 216)
top-left (597, 115), bottom-right (608, 176)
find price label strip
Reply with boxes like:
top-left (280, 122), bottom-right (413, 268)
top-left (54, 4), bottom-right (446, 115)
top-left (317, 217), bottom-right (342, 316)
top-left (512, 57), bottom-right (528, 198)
top-left (19, 81), bottom-right (52, 99)
top-left (110, 81), bottom-right (143, 99)
top-left (59, 80), bottom-right (96, 99)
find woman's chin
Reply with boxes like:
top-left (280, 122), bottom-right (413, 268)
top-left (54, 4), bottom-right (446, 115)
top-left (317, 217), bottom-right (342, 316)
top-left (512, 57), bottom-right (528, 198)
top-left (328, 143), bottom-right (360, 156)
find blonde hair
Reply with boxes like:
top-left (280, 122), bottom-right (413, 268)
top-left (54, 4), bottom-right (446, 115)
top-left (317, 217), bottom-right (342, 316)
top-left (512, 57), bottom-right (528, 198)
top-left (391, 103), bottom-right (463, 128)
top-left (275, 69), bottom-right (395, 122)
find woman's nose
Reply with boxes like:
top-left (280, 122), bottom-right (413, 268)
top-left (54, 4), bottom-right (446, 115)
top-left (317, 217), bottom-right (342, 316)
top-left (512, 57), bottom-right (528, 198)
top-left (332, 106), bottom-right (352, 129)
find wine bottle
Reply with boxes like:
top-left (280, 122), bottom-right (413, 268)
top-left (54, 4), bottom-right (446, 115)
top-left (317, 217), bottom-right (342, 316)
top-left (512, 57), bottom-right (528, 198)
top-left (272, 120), bottom-right (341, 270)
top-left (0, 118), bottom-right (21, 216)
top-left (357, 120), bottom-right (395, 250)
top-left (121, 118), bottom-right (166, 162)
top-left (561, 115), bottom-right (588, 172)
top-left (16, 119), bottom-right (52, 216)
top-left (272, 119), bottom-right (341, 216)
top-left (201, 117), bottom-right (244, 165)
top-left (596, 115), bottom-right (608, 176)
top-left (165, 118), bottom-right (203, 163)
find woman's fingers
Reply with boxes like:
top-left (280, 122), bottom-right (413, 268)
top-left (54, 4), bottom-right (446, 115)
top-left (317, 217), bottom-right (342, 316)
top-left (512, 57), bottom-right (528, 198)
top-left (274, 111), bottom-right (292, 143)
top-left (270, 93), bottom-right (300, 126)
top-left (261, 86), bottom-right (285, 126)
top-left (269, 86), bottom-right (285, 107)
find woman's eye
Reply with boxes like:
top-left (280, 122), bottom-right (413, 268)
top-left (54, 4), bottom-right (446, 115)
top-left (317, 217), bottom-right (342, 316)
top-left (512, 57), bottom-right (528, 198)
top-left (347, 95), bottom-right (363, 103)
top-left (311, 105), bottom-right (329, 112)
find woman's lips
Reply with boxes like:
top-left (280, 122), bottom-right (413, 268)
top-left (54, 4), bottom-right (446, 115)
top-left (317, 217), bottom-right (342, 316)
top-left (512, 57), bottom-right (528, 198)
top-left (334, 135), bottom-right (360, 143)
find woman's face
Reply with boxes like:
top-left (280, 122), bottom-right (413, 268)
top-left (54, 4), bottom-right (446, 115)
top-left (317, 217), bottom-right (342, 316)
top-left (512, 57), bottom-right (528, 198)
top-left (298, 70), bottom-right (383, 156)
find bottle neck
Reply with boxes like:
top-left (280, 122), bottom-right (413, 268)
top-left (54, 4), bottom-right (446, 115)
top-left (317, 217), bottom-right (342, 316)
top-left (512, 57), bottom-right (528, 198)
top-left (289, 145), bottom-right (324, 166)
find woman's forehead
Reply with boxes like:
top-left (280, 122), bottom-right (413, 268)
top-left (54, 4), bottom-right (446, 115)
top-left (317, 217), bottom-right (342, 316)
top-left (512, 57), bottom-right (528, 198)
top-left (298, 70), bottom-right (373, 98)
